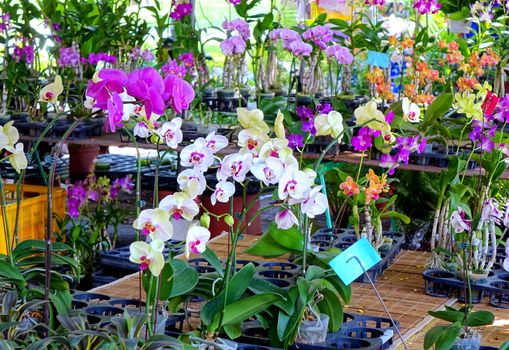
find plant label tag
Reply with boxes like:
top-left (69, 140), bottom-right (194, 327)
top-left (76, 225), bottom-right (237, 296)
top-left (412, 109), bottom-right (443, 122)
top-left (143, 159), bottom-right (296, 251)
top-left (366, 51), bottom-right (390, 69)
top-left (381, 329), bottom-right (393, 344)
top-left (328, 237), bottom-right (382, 285)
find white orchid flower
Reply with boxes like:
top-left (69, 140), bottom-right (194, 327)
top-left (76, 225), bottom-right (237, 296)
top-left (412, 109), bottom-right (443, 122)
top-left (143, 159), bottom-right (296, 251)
top-left (275, 209), bottom-right (299, 230)
top-left (402, 98), bottom-right (421, 123)
top-left (159, 192), bottom-right (199, 221)
top-left (274, 110), bottom-right (286, 139)
top-left (3, 122), bottom-right (19, 146)
top-left (354, 101), bottom-right (386, 130)
top-left (217, 152), bottom-right (253, 182)
top-left (177, 169), bottom-right (206, 199)
top-left (301, 186), bottom-right (328, 218)
top-left (185, 224), bottom-right (211, 259)
top-left (6, 143), bottom-right (28, 173)
top-left (211, 181), bottom-right (236, 205)
top-left (259, 138), bottom-right (292, 161)
top-left (158, 117), bottom-right (183, 149)
top-left (180, 138), bottom-right (214, 172)
top-left (133, 208), bottom-right (174, 241)
top-left (129, 239), bottom-right (165, 276)
top-left (278, 169), bottom-right (313, 202)
top-left (205, 132), bottom-right (228, 153)
top-left (450, 208), bottom-right (470, 233)
top-left (250, 157), bottom-right (284, 186)
top-left (237, 108), bottom-right (270, 133)
top-left (315, 111), bottom-right (344, 139)
top-left (238, 128), bottom-right (269, 156)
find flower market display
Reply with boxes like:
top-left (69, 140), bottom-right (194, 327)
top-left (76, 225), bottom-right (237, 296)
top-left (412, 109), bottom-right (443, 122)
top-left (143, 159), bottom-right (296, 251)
top-left (1, 0), bottom-right (509, 349)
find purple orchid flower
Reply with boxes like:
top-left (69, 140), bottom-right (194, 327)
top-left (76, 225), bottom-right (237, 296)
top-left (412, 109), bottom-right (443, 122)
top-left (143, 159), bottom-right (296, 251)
top-left (163, 74), bottom-right (195, 115)
top-left (126, 67), bottom-right (166, 118)
top-left (86, 69), bottom-right (128, 109)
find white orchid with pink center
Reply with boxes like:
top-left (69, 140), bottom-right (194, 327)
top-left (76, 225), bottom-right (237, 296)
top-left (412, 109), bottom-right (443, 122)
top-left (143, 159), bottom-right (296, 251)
top-left (259, 139), bottom-right (292, 161)
top-left (205, 132), bottom-right (229, 153)
top-left (177, 168), bottom-right (206, 199)
top-left (301, 186), bottom-right (328, 218)
top-left (450, 208), bottom-right (471, 233)
top-left (250, 157), bottom-right (284, 186)
top-left (211, 181), bottom-right (236, 205)
top-left (278, 169), bottom-right (314, 203)
top-left (132, 208), bottom-right (174, 241)
top-left (159, 192), bottom-right (199, 221)
top-left (217, 152), bottom-right (253, 182)
top-left (185, 224), bottom-right (211, 259)
top-left (275, 209), bottom-right (299, 229)
top-left (158, 117), bottom-right (183, 149)
top-left (129, 239), bottom-right (165, 276)
top-left (180, 138), bottom-right (214, 171)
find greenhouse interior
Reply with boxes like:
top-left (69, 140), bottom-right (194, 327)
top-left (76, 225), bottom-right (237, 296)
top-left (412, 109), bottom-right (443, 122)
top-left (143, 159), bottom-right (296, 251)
top-left (1, 0), bottom-right (509, 349)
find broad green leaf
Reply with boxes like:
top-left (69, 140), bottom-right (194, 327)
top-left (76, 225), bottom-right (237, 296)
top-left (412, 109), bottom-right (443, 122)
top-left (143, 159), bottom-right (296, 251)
top-left (201, 248), bottom-right (224, 276)
top-left (267, 223), bottom-right (304, 252)
top-left (221, 293), bottom-right (281, 326)
top-left (424, 325), bottom-right (448, 350)
top-left (201, 263), bottom-right (255, 325)
top-left (428, 310), bottom-right (464, 323)
top-left (168, 260), bottom-right (199, 299)
top-left (466, 310), bottom-right (495, 327)
top-left (422, 93), bottom-right (453, 129)
top-left (248, 277), bottom-right (294, 315)
top-left (381, 210), bottom-right (410, 224)
top-left (435, 322), bottom-right (461, 350)
top-left (244, 232), bottom-right (291, 257)
top-left (317, 289), bottom-right (343, 332)
top-left (223, 324), bottom-right (242, 339)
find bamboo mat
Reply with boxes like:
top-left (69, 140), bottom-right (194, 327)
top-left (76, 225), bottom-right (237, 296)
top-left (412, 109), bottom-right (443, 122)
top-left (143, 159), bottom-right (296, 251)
top-left (91, 234), bottom-right (508, 349)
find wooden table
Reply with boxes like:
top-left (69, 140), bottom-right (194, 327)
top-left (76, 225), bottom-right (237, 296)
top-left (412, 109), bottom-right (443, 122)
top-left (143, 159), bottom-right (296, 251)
top-left (88, 233), bottom-right (509, 349)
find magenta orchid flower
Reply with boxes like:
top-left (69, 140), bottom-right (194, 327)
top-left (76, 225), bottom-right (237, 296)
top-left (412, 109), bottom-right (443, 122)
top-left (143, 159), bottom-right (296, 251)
top-left (163, 74), bottom-right (195, 114)
top-left (126, 67), bottom-right (166, 118)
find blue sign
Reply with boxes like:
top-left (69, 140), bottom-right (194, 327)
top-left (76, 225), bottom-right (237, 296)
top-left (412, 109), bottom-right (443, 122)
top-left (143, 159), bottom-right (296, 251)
top-left (366, 51), bottom-right (390, 69)
top-left (328, 237), bottom-right (381, 285)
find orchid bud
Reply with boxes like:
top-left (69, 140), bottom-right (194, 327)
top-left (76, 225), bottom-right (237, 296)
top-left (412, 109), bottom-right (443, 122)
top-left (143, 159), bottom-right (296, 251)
top-left (200, 213), bottom-right (210, 229)
top-left (224, 214), bottom-right (234, 227)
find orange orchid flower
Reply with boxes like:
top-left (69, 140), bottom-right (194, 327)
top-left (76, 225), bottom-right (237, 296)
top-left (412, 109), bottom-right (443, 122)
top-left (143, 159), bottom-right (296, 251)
top-left (339, 176), bottom-right (360, 196)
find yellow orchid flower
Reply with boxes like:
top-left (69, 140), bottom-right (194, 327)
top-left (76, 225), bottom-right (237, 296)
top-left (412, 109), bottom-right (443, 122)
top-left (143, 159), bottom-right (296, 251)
top-left (39, 75), bottom-right (63, 103)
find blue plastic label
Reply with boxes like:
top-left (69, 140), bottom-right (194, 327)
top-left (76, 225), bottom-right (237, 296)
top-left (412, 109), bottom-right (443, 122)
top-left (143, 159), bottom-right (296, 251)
top-left (328, 237), bottom-right (382, 285)
top-left (366, 51), bottom-right (390, 69)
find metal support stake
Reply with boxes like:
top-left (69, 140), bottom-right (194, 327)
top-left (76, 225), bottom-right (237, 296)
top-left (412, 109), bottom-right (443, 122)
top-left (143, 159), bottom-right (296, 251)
top-left (347, 256), bottom-right (409, 350)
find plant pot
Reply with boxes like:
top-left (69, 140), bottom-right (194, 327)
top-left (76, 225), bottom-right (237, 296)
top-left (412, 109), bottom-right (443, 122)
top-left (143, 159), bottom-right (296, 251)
top-left (296, 94), bottom-right (313, 107)
top-left (69, 144), bottom-right (100, 179)
top-left (296, 313), bottom-right (329, 345)
top-left (452, 330), bottom-right (481, 350)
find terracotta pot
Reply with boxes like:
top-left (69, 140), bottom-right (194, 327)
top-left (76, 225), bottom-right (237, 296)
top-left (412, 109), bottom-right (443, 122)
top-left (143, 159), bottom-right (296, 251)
top-left (69, 144), bottom-right (100, 179)
top-left (201, 194), bottom-right (262, 238)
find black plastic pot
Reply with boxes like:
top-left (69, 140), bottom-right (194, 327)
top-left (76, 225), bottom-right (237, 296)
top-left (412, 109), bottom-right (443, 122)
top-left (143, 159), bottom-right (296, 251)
top-left (85, 305), bottom-right (124, 317)
top-left (423, 270), bottom-right (456, 297)
top-left (257, 270), bottom-right (294, 279)
top-left (109, 299), bottom-right (145, 308)
top-left (73, 292), bottom-right (111, 303)
top-left (261, 262), bottom-right (298, 272)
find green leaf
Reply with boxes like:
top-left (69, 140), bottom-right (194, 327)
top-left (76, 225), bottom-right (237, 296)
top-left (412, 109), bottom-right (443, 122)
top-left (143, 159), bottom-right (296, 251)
top-left (248, 277), bottom-right (294, 315)
top-left (244, 232), bottom-right (291, 257)
top-left (466, 310), bottom-right (495, 327)
top-left (324, 276), bottom-right (351, 304)
top-left (428, 310), bottom-right (464, 323)
top-left (435, 322), bottom-right (461, 350)
top-left (499, 340), bottom-right (509, 350)
top-left (381, 210), bottom-right (411, 224)
top-left (168, 260), bottom-right (199, 298)
top-left (201, 248), bottom-right (224, 276)
top-left (424, 325), bottom-right (449, 350)
top-left (422, 93), bottom-right (453, 129)
top-left (317, 289), bottom-right (343, 332)
top-left (221, 293), bottom-right (281, 326)
top-left (267, 223), bottom-right (304, 252)
top-left (49, 289), bottom-right (71, 316)
top-left (223, 324), bottom-right (242, 339)
top-left (142, 263), bottom-right (174, 302)
top-left (0, 260), bottom-right (25, 284)
top-left (201, 263), bottom-right (255, 325)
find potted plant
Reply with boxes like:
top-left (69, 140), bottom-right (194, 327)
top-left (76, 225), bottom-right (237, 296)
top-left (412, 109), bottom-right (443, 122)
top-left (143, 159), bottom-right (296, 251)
top-left (424, 305), bottom-right (494, 350)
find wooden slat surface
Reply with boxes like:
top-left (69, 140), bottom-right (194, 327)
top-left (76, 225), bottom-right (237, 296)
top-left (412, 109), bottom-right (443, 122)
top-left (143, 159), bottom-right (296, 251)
top-left (91, 234), bottom-right (509, 349)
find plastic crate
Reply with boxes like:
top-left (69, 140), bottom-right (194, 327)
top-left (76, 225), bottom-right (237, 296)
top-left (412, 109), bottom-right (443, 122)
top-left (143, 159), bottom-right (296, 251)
top-left (0, 184), bottom-right (66, 254)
